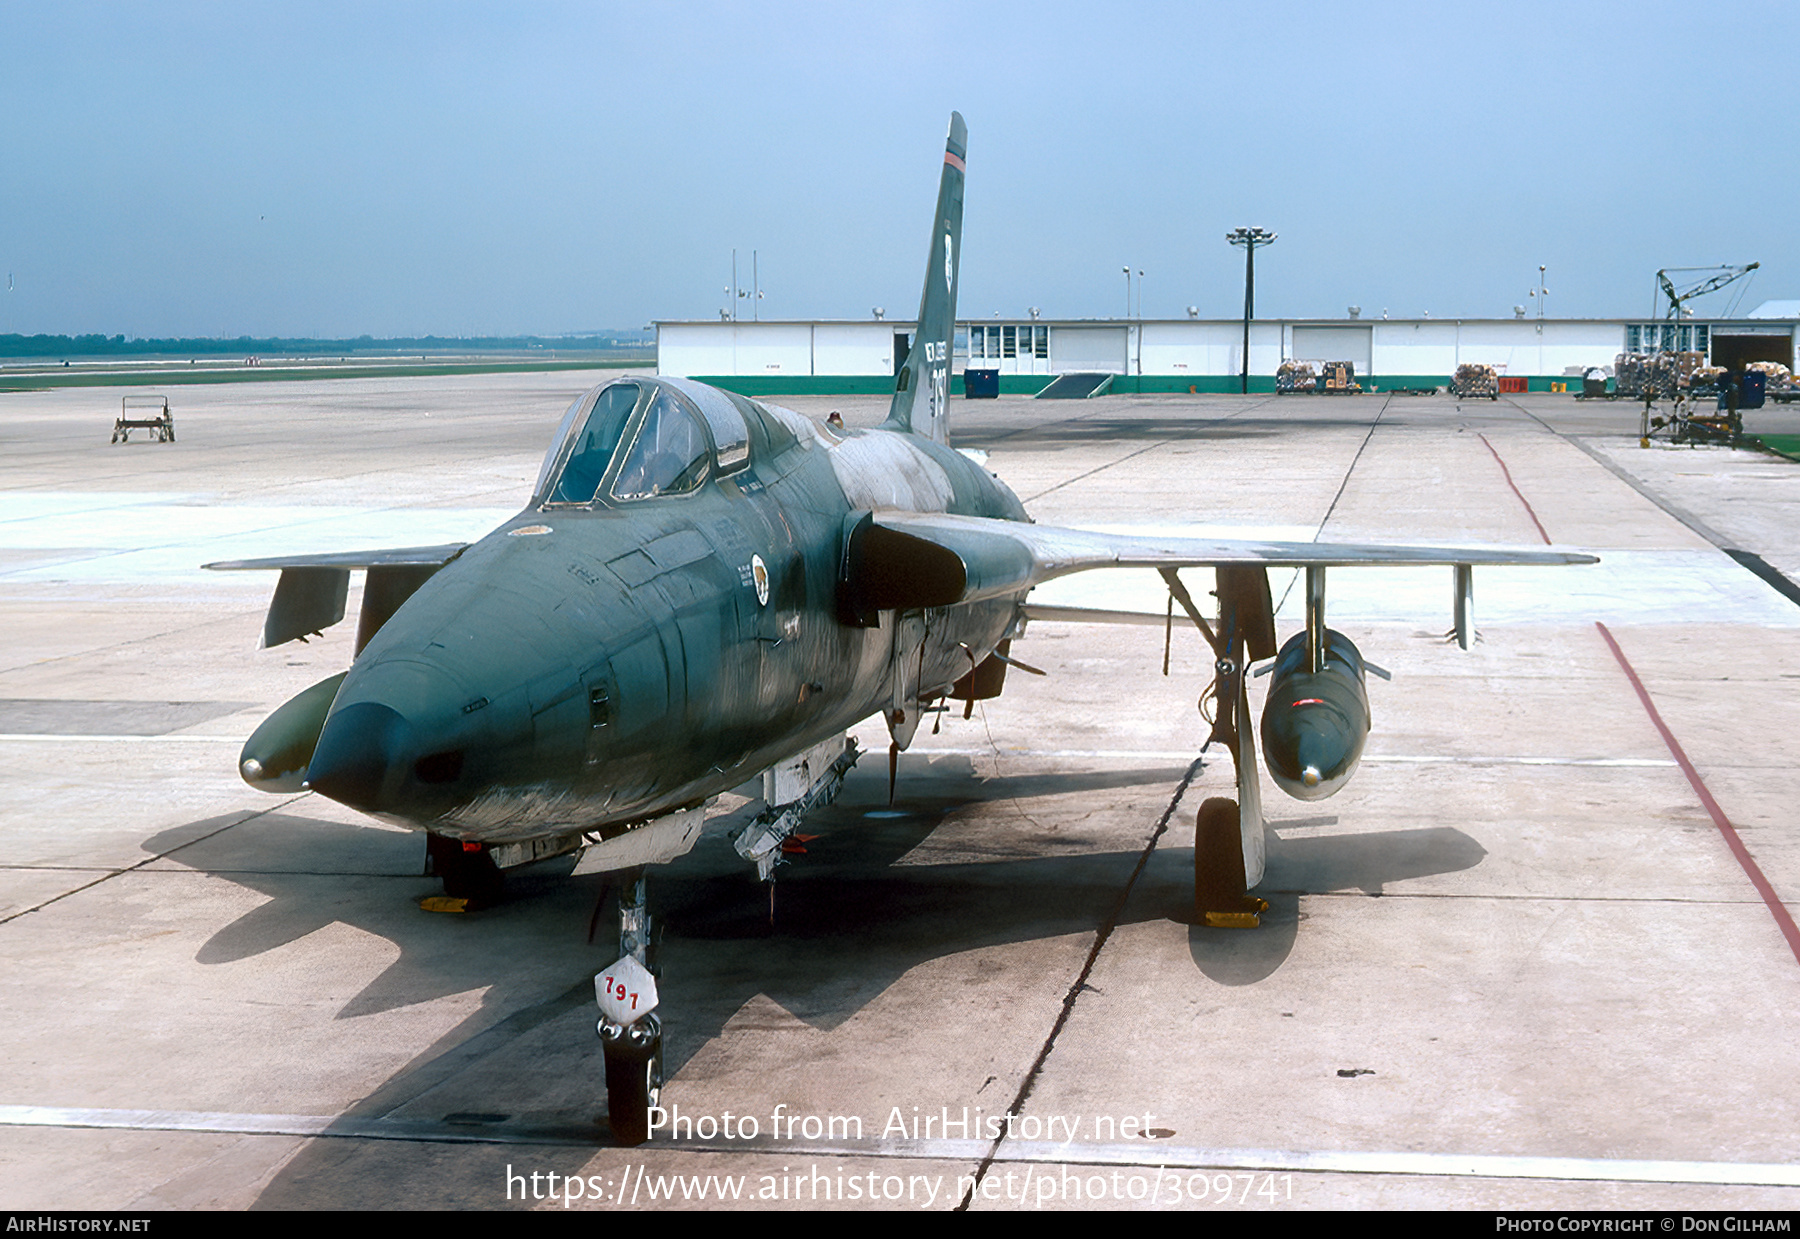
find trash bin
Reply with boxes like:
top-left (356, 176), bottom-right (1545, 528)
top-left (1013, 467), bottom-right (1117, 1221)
top-left (1741, 371), bottom-right (1766, 410)
top-left (963, 368), bottom-right (1000, 399)
top-left (1583, 368), bottom-right (1607, 397)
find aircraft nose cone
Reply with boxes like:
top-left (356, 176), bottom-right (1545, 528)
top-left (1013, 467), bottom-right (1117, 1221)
top-left (306, 700), bottom-right (408, 812)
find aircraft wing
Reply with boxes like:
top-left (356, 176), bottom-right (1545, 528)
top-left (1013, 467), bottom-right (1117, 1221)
top-left (205, 544), bottom-right (468, 651)
top-left (867, 510), bottom-right (1595, 605)
top-left (204, 545), bottom-right (469, 572)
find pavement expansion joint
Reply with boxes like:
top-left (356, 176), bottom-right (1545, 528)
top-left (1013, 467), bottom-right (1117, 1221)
top-left (0, 798), bottom-right (305, 926)
top-left (959, 756), bottom-right (1206, 1205)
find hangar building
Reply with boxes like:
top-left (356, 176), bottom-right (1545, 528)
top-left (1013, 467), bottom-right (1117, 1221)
top-left (655, 309), bottom-right (1800, 396)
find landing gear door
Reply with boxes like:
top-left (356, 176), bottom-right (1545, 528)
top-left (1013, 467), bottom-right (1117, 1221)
top-left (886, 611), bottom-right (928, 751)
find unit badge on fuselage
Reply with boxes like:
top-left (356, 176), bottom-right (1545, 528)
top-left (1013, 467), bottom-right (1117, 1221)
top-left (750, 554), bottom-right (770, 606)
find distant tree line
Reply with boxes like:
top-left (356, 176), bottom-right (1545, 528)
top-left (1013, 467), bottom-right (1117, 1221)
top-left (0, 333), bottom-right (651, 359)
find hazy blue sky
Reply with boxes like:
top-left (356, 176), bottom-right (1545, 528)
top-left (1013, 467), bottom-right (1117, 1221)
top-left (4, 1), bottom-right (1795, 337)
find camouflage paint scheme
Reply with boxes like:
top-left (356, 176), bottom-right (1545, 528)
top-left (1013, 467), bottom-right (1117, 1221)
top-left (213, 112), bottom-right (1590, 871)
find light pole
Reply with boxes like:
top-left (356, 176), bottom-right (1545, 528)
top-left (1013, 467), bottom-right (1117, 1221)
top-left (1136, 269), bottom-right (1145, 373)
top-left (1226, 227), bottom-right (1276, 394)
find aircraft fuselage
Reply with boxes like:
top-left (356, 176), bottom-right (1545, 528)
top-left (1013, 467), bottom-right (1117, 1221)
top-left (303, 392), bottom-right (1027, 843)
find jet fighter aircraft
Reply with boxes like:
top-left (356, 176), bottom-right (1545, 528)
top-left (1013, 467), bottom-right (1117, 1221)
top-left (208, 112), bottom-right (1593, 1144)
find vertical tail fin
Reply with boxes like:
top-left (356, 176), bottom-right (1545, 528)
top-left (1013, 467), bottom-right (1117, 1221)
top-left (882, 112), bottom-right (965, 444)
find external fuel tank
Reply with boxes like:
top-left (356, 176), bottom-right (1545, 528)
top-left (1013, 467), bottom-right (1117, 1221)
top-left (1259, 628), bottom-right (1370, 801)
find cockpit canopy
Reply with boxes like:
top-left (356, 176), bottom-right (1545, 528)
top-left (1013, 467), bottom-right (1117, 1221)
top-left (534, 378), bottom-right (756, 507)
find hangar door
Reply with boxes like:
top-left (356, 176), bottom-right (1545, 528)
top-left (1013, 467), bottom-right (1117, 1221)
top-left (1050, 326), bottom-right (1127, 374)
top-left (1291, 326), bottom-right (1372, 374)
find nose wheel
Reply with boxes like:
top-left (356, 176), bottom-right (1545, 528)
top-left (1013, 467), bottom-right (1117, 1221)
top-left (599, 1013), bottom-right (663, 1146)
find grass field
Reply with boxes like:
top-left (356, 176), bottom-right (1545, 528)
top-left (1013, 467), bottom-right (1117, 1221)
top-left (0, 355), bottom-right (648, 393)
top-left (1754, 433), bottom-right (1800, 461)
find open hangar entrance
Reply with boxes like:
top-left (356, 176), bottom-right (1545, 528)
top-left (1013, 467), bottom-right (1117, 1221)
top-left (1711, 326), bottom-right (1795, 371)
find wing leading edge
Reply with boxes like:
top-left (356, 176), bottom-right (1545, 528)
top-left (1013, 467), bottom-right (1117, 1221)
top-left (869, 510), bottom-right (1595, 605)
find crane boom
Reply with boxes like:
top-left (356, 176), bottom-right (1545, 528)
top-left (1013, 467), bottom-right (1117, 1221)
top-left (1656, 263), bottom-right (1759, 320)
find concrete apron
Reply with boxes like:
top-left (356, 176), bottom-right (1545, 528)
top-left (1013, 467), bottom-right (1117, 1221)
top-left (1, 382), bottom-right (1797, 1209)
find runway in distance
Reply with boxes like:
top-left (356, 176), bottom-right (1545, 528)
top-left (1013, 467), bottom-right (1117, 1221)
top-left (208, 112), bottom-right (1594, 1144)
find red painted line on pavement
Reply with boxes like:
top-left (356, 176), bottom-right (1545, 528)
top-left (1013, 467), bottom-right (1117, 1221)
top-left (1478, 433), bottom-right (1552, 545)
top-left (1596, 621), bottom-right (1800, 966)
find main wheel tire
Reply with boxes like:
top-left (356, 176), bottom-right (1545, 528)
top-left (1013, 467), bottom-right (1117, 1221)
top-left (605, 1038), bottom-right (662, 1147)
top-left (426, 834), bottom-right (504, 905)
top-left (1194, 796), bottom-right (1247, 914)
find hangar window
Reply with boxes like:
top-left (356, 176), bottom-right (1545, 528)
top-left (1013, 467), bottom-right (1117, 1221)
top-left (1627, 323), bottom-right (1709, 355)
top-left (966, 324), bottom-right (1046, 363)
top-left (612, 389), bottom-right (709, 501)
top-left (544, 382), bottom-right (642, 505)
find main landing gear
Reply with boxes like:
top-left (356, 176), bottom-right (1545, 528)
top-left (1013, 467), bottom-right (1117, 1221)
top-left (422, 833), bottom-right (503, 910)
top-left (1160, 566), bottom-right (1276, 929)
top-left (1194, 796), bottom-right (1269, 928)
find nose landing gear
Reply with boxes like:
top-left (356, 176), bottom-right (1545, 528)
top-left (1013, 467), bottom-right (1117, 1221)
top-left (595, 868), bottom-right (662, 1146)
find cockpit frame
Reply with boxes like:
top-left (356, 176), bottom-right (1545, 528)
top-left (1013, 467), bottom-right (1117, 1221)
top-left (534, 378), bottom-right (754, 511)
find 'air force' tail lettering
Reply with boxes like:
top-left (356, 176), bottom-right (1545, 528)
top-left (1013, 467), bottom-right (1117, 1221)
top-left (882, 111), bottom-right (965, 445)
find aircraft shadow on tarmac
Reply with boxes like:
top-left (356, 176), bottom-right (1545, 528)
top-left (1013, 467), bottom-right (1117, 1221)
top-left (145, 760), bottom-right (1489, 1050)
top-left (141, 757), bottom-right (1201, 1034)
top-left (1187, 817), bottom-right (1489, 987)
top-left (140, 758), bottom-right (1484, 1199)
